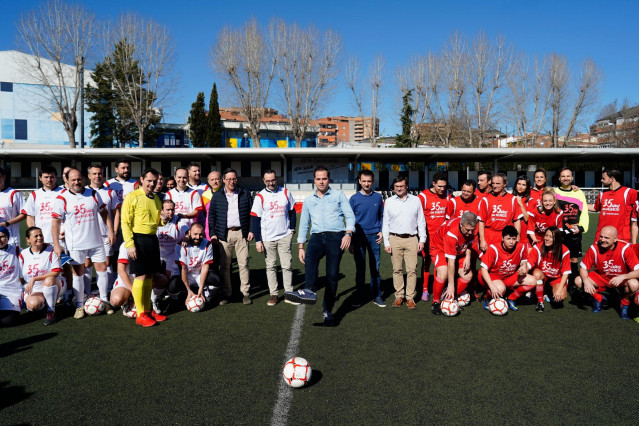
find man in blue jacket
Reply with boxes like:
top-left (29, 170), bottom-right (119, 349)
top-left (285, 166), bottom-right (355, 326)
top-left (208, 168), bottom-right (254, 305)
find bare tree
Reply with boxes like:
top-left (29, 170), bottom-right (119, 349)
top-left (546, 53), bottom-right (569, 147)
top-left (101, 13), bottom-right (176, 148)
top-left (273, 20), bottom-right (341, 147)
top-left (562, 58), bottom-right (602, 145)
top-left (213, 18), bottom-right (277, 148)
top-left (15, 0), bottom-right (96, 148)
top-left (345, 55), bottom-right (384, 147)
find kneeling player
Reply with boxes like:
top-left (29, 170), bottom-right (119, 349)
top-left (429, 212), bottom-right (477, 314)
top-left (0, 226), bottom-right (22, 327)
top-left (20, 227), bottom-right (64, 325)
top-left (110, 242), bottom-right (168, 318)
top-left (479, 226), bottom-right (536, 311)
top-left (575, 226), bottom-right (639, 319)
top-left (526, 227), bottom-right (571, 312)
top-left (168, 223), bottom-right (217, 309)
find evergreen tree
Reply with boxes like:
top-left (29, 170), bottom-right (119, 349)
top-left (395, 90), bottom-right (415, 148)
top-left (188, 92), bottom-right (207, 147)
top-left (206, 83), bottom-right (223, 147)
top-left (85, 60), bottom-right (116, 147)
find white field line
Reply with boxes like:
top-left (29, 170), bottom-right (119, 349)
top-left (270, 304), bottom-right (306, 426)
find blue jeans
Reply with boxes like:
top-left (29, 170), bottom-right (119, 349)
top-left (304, 232), bottom-right (344, 313)
top-left (353, 232), bottom-right (381, 299)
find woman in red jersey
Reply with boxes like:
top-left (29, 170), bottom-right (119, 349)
top-left (528, 188), bottom-right (564, 245)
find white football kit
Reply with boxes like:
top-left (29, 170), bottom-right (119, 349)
top-left (0, 244), bottom-right (23, 311)
top-left (157, 216), bottom-right (188, 275)
top-left (251, 187), bottom-right (296, 241)
top-left (178, 239), bottom-right (214, 285)
top-left (22, 187), bottom-right (62, 243)
top-left (92, 187), bottom-right (120, 256)
top-left (166, 187), bottom-right (204, 229)
top-left (105, 177), bottom-right (137, 206)
top-left (0, 187), bottom-right (24, 246)
top-left (19, 245), bottom-right (62, 294)
top-left (113, 243), bottom-right (134, 290)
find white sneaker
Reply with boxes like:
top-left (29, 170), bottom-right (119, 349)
top-left (74, 307), bottom-right (85, 319)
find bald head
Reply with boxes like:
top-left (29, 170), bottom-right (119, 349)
top-left (208, 171), bottom-right (221, 191)
top-left (598, 226), bottom-right (618, 249)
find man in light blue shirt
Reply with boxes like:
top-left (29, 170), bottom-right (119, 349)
top-left (285, 166), bottom-right (355, 326)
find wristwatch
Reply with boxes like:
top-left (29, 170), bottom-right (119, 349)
top-left (346, 232), bottom-right (353, 237)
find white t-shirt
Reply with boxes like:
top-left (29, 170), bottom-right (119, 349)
top-left (166, 187), bottom-right (204, 229)
top-left (22, 187), bottom-right (62, 243)
top-left (0, 244), bottom-right (23, 298)
top-left (0, 187), bottom-right (24, 246)
top-left (251, 187), bottom-right (295, 242)
top-left (105, 177), bottom-right (137, 206)
top-left (157, 216), bottom-right (188, 270)
top-left (178, 239), bottom-right (214, 278)
top-left (52, 188), bottom-right (105, 251)
top-left (91, 187), bottom-right (120, 237)
top-left (19, 244), bottom-right (62, 283)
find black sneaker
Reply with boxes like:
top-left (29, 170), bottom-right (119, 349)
top-left (45, 311), bottom-right (57, 325)
top-left (322, 311), bottom-right (335, 327)
top-left (431, 302), bottom-right (441, 315)
top-left (536, 302), bottom-right (545, 312)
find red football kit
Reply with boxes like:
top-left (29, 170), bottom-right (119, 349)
top-left (527, 208), bottom-right (564, 241)
top-left (581, 242), bottom-right (639, 282)
top-left (419, 189), bottom-right (450, 242)
top-left (430, 218), bottom-right (475, 269)
top-left (527, 242), bottom-right (571, 283)
top-left (478, 192), bottom-right (522, 248)
top-left (446, 195), bottom-right (481, 220)
top-left (529, 188), bottom-right (543, 209)
top-left (593, 186), bottom-right (637, 242)
top-left (480, 241), bottom-right (526, 287)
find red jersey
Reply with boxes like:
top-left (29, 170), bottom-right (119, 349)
top-left (419, 189), bottom-right (450, 240)
top-left (529, 188), bottom-right (543, 209)
top-left (480, 242), bottom-right (526, 280)
top-left (593, 186), bottom-right (637, 242)
top-left (474, 188), bottom-right (489, 200)
top-left (446, 195), bottom-right (481, 220)
top-left (527, 208), bottom-right (563, 240)
top-left (527, 242), bottom-right (570, 279)
top-left (581, 242), bottom-right (639, 280)
top-left (478, 192), bottom-right (522, 231)
top-left (430, 217), bottom-right (475, 259)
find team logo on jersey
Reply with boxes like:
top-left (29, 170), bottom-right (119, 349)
top-left (602, 259), bottom-right (623, 276)
top-left (0, 260), bottom-right (16, 276)
top-left (429, 202), bottom-right (447, 219)
top-left (601, 198), bottom-right (621, 214)
top-left (498, 259), bottom-right (517, 275)
top-left (491, 204), bottom-right (509, 220)
top-left (540, 260), bottom-right (559, 277)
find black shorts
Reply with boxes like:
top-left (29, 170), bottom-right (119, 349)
top-left (563, 234), bottom-right (583, 258)
top-left (131, 233), bottom-right (161, 276)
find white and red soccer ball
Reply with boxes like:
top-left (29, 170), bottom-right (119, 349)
top-left (282, 357), bottom-right (312, 388)
top-left (489, 298), bottom-right (508, 316)
top-left (186, 296), bottom-right (205, 313)
top-left (440, 299), bottom-right (460, 317)
top-left (457, 291), bottom-right (471, 307)
top-left (84, 297), bottom-right (106, 316)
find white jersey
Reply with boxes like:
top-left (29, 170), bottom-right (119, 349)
top-left (251, 187), bottom-right (295, 242)
top-left (166, 187), bottom-right (204, 229)
top-left (52, 188), bottom-right (105, 251)
top-left (178, 239), bottom-right (214, 277)
top-left (188, 182), bottom-right (208, 196)
top-left (22, 187), bottom-right (62, 243)
top-left (0, 244), bottom-right (23, 297)
top-left (0, 187), bottom-right (24, 246)
top-left (157, 216), bottom-right (188, 269)
top-left (19, 244), bottom-right (61, 284)
top-left (105, 177), bottom-right (137, 206)
top-left (91, 187), bottom-right (120, 237)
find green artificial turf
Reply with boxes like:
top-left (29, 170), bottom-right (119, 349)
top-left (3, 213), bottom-right (639, 425)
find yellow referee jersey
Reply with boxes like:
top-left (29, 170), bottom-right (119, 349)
top-left (121, 188), bottom-right (162, 248)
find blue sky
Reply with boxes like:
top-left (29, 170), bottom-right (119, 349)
top-left (2, 0), bottom-right (638, 136)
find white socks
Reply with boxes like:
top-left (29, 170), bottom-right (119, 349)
top-left (42, 285), bottom-right (59, 312)
top-left (84, 266), bottom-right (93, 296)
top-left (96, 270), bottom-right (109, 302)
top-left (72, 275), bottom-right (86, 308)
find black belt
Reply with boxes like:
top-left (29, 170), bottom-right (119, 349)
top-left (390, 232), bottom-right (416, 238)
top-left (228, 227), bottom-right (241, 231)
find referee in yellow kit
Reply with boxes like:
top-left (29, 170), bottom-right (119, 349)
top-left (121, 168), bottom-right (165, 327)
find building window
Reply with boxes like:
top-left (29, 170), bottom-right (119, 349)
top-left (15, 119), bottom-right (27, 140)
top-left (0, 82), bottom-right (13, 92)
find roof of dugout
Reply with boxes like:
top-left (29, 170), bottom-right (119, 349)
top-left (1, 147), bottom-right (639, 162)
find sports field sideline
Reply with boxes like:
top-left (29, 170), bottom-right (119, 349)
top-left (2, 213), bottom-right (639, 425)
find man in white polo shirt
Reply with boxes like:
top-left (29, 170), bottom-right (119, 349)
top-left (167, 167), bottom-right (204, 230)
top-left (52, 167), bottom-right (115, 319)
top-left (0, 166), bottom-right (26, 247)
top-left (382, 174), bottom-right (426, 309)
top-left (251, 169), bottom-right (297, 306)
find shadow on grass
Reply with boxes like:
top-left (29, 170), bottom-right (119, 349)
top-left (0, 381), bottom-right (33, 411)
top-left (306, 369), bottom-right (322, 387)
top-left (0, 332), bottom-right (57, 359)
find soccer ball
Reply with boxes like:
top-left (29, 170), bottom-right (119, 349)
top-left (122, 302), bottom-right (137, 318)
top-left (282, 357), bottom-right (312, 388)
top-left (84, 297), bottom-right (106, 316)
top-left (488, 298), bottom-right (508, 316)
top-left (186, 296), bottom-right (205, 313)
top-left (457, 291), bottom-right (471, 307)
top-left (440, 299), bottom-right (460, 317)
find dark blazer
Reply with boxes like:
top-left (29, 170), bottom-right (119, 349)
top-left (208, 186), bottom-right (253, 241)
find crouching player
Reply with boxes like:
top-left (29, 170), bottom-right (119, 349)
top-left (156, 199), bottom-right (188, 312)
top-left (20, 227), bottom-right (65, 325)
top-left (576, 226), bottom-right (639, 319)
top-left (0, 226), bottom-right (23, 327)
top-left (526, 227), bottom-right (571, 312)
top-left (110, 242), bottom-right (168, 319)
top-left (168, 223), bottom-right (217, 309)
top-left (479, 226), bottom-right (537, 311)
top-left (429, 212), bottom-right (477, 315)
